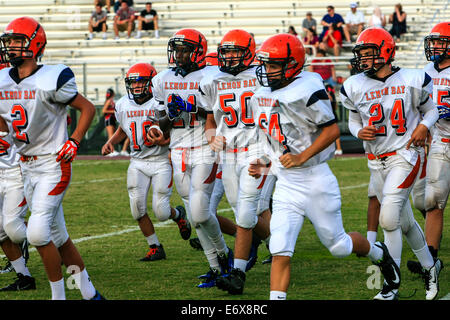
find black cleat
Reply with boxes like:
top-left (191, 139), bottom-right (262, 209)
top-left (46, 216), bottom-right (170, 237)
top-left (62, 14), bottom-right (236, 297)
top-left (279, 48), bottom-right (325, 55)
top-left (218, 248), bottom-right (234, 275)
top-left (89, 290), bottom-right (106, 300)
top-left (174, 206), bottom-right (191, 240)
top-left (0, 259), bottom-right (14, 274)
top-left (372, 241), bottom-right (401, 290)
top-left (140, 244), bottom-right (166, 261)
top-left (373, 281), bottom-right (399, 300)
top-left (216, 268), bottom-right (246, 295)
top-left (0, 273), bottom-right (36, 291)
top-left (407, 260), bottom-right (425, 276)
top-left (197, 268), bottom-right (221, 288)
top-left (189, 237), bottom-right (203, 251)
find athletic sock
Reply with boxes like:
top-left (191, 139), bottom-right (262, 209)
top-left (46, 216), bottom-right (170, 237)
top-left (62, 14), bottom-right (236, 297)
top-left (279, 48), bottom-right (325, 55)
top-left (50, 278), bottom-right (66, 300)
top-left (10, 256), bottom-right (31, 277)
top-left (367, 231), bottom-right (377, 244)
top-left (270, 291), bottom-right (286, 300)
top-left (146, 233), bottom-right (160, 247)
top-left (234, 259), bottom-right (247, 272)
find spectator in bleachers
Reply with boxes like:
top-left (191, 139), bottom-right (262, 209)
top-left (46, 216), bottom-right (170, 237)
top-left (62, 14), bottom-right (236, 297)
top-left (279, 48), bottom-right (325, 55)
top-left (113, 1), bottom-right (136, 40)
top-left (95, 0), bottom-right (112, 13)
top-left (302, 11), bottom-right (317, 37)
top-left (308, 48), bottom-right (338, 87)
top-left (319, 5), bottom-right (345, 42)
top-left (114, 0), bottom-right (133, 13)
top-left (303, 27), bottom-right (319, 55)
top-left (319, 23), bottom-right (342, 57)
top-left (135, 2), bottom-right (160, 39)
top-left (343, 2), bottom-right (365, 43)
top-left (389, 3), bottom-right (407, 41)
top-left (88, 3), bottom-right (108, 40)
top-left (368, 6), bottom-right (386, 29)
top-left (287, 26), bottom-right (303, 42)
top-left (102, 88), bottom-right (130, 156)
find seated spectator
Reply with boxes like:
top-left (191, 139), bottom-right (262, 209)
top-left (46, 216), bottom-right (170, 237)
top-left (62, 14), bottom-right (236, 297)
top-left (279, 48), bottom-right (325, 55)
top-left (287, 26), bottom-right (302, 41)
top-left (308, 49), bottom-right (338, 87)
top-left (389, 3), bottom-right (407, 41)
top-left (114, 0), bottom-right (133, 13)
top-left (88, 3), bottom-right (108, 40)
top-left (368, 6), bottom-right (386, 29)
top-left (319, 5), bottom-right (345, 42)
top-left (136, 2), bottom-right (159, 39)
top-left (303, 28), bottom-right (319, 55)
top-left (343, 2), bottom-right (365, 42)
top-left (302, 12), bottom-right (317, 36)
top-left (319, 23), bottom-right (342, 57)
top-left (95, 0), bottom-right (112, 13)
top-left (113, 1), bottom-right (136, 40)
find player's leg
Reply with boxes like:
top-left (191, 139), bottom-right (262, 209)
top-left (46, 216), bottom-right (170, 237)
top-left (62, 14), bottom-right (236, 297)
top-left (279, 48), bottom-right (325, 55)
top-left (366, 173), bottom-right (380, 243)
top-left (127, 159), bottom-right (165, 261)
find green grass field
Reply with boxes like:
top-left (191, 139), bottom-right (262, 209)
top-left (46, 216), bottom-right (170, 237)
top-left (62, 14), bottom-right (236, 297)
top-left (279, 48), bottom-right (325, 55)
top-left (0, 157), bottom-right (448, 300)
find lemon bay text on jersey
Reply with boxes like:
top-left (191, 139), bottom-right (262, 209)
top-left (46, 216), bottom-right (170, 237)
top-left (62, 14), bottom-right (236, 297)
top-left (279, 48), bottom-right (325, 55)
top-left (0, 90), bottom-right (36, 100)
top-left (364, 85), bottom-right (405, 101)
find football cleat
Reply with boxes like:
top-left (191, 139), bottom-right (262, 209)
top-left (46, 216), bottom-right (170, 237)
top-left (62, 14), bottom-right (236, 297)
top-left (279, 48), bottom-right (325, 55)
top-left (140, 244), bottom-right (166, 262)
top-left (21, 239), bottom-right (29, 265)
top-left (0, 273), bottom-right (36, 291)
top-left (372, 242), bottom-right (401, 290)
top-left (422, 259), bottom-right (442, 300)
top-left (0, 259), bottom-right (14, 274)
top-left (189, 237), bottom-right (203, 251)
top-left (407, 260), bottom-right (425, 276)
top-left (262, 255), bottom-right (273, 265)
top-left (89, 290), bottom-right (106, 300)
top-left (197, 268), bottom-right (221, 288)
top-left (373, 281), bottom-right (399, 300)
top-left (218, 248), bottom-right (234, 275)
top-left (246, 234), bottom-right (261, 272)
top-left (174, 206), bottom-right (191, 240)
top-left (216, 268), bottom-right (246, 295)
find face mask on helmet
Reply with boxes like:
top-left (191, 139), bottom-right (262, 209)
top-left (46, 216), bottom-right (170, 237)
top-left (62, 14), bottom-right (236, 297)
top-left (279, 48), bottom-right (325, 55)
top-left (424, 35), bottom-right (450, 63)
top-left (218, 45), bottom-right (252, 74)
top-left (125, 76), bottom-right (152, 101)
top-left (168, 40), bottom-right (200, 75)
top-left (352, 44), bottom-right (388, 75)
top-left (255, 61), bottom-right (286, 89)
top-left (0, 34), bottom-right (33, 67)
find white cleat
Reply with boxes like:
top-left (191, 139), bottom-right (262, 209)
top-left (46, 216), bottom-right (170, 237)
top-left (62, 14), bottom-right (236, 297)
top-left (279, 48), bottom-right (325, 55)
top-left (373, 281), bottom-right (399, 300)
top-left (423, 259), bottom-right (442, 300)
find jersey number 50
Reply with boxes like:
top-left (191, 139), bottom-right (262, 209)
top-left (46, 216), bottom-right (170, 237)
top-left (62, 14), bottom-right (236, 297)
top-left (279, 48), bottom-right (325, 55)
top-left (11, 104), bottom-right (30, 144)
top-left (368, 99), bottom-right (407, 136)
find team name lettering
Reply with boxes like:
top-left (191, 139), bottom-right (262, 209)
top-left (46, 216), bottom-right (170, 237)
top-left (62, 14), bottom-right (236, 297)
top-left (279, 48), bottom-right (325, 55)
top-left (126, 109), bottom-right (155, 118)
top-left (364, 86), bottom-right (405, 101)
top-left (256, 97), bottom-right (280, 107)
top-left (432, 77), bottom-right (450, 86)
top-left (217, 78), bottom-right (257, 91)
top-left (164, 82), bottom-right (199, 90)
top-left (0, 90), bottom-right (35, 100)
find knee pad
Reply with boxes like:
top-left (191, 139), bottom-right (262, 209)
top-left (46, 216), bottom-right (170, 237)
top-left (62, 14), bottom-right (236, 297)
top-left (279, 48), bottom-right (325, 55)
top-left (379, 200), bottom-right (403, 231)
top-left (189, 189), bottom-right (211, 225)
top-left (236, 210), bottom-right (258, 229)
top-left (129, 192), bottom-right (147, 221)
top-left (327, 234), bottom-right (353, 258)
top-left (3, 218), bottom-right (27, 244)
top-left (152, 193), bottom-right (171, 221)
top-left (27, 215), bottom-right (52, 247)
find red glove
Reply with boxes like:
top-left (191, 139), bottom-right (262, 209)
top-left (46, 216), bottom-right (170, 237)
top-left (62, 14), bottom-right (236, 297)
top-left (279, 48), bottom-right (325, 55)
top-left (57, 138), bottom-right (79, 162)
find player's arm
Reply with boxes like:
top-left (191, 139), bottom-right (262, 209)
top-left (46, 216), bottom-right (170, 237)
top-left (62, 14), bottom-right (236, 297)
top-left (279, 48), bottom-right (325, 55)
top-left (279, 122), bottom-right (340, 169)
top-left (205, 112), bottom-right (226, 152)
top-left (102, 126), bottom-right (127, 155)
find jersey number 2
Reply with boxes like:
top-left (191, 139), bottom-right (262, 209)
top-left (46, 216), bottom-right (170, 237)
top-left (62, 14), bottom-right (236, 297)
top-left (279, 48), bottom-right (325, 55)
top-left (11, 104), bottom-right (30, 144)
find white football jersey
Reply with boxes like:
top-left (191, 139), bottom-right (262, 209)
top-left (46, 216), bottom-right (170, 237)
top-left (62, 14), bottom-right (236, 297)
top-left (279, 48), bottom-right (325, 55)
top-left (340, 68), bottom-right (436, 155)
top-left (0, 64), bottom-right (77, 156)
top-left (199, 66), bottom-right (261, 149)
top-left (424, 62), bottom-right (450, 137)
top-left (0, 89), bottom-right (19, 169)
top-left (114, 95), bottom-right (169, 159)
top-left (152, 66), bottom-right (216, 149)
top-left (251, 71), bottom-right (336, 170)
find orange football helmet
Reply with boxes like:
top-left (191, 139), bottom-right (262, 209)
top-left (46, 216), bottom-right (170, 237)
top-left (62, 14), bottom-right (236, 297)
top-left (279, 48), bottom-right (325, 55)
top-left (205, 52), bottom-right (218, 66)
top-left (125, 63), bottom-right (157, 101)
top-left (424, 22), bottom-right (450, 63)
top-left (167, 29), bottom-right (207, 74)
top-left (0, 17), bottom-right (47, 67)
top-left (352, 27), bottom-right (395, 75)
top-left (217, 29), bottom-right (255, 74)
top-left (255, 33), bottom-right (305, 89)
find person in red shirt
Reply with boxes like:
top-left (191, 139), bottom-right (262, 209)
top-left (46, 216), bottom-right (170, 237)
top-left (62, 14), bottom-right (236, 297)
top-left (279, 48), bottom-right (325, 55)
top-left (308, 49), bottom-right (337, 87)
top-left (319, 23), bottom-right (342, 56)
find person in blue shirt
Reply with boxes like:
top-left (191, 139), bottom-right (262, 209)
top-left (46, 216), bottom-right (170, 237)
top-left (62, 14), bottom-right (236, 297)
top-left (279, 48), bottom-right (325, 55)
top-left (319, 5), bottom-right (345, 42)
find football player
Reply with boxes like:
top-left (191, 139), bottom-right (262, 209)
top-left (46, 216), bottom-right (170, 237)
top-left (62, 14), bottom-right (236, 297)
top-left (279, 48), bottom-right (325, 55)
top-left (341, 27), bottom-right (440, 300)
top-left (0, 110), bottom-right (33, 290)
top-left (0, 17), bottom-right (104, 300)
top-left (151, 29), bottom-right (231, 283)
top-left (406, 22), bottom-right (449, 287)
top-left (199, 29), bottom-right (274, 295)
top-left (101, 63), bottom-right (190, 262)
top-left (248, 33), bottom-right (400, 301)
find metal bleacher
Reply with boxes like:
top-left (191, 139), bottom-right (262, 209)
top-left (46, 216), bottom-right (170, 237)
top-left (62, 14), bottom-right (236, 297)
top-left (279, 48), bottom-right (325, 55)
top-left (0, 0), bottom-right (448, 105)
